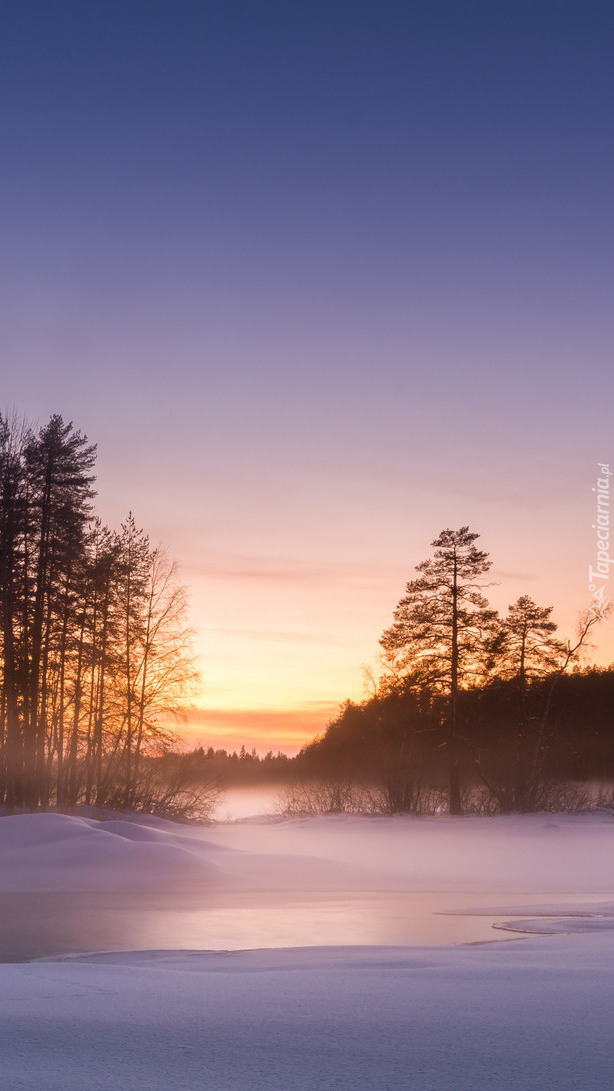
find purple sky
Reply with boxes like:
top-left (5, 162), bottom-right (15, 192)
top-left (2, 1), bottom-right (613, 749)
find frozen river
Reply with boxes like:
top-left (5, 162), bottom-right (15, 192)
top-left (0, 810), bottom-right (612, 961)
top-left (1, 887), bottom-right (610, 961)
top-left (1, 811), bottom-right (612, 1091)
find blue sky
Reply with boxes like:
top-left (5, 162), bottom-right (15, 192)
top-left (2, 1), bottom-right (613, 748)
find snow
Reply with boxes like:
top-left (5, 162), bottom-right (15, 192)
top-left (2, 810), bottom-right (612, 894)
top-left (1, 937), bottom-right (613, 1090)
top-left (0, 810), bottom-right (613, 1089)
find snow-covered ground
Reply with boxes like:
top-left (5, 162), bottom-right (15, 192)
top-left (0, 811), bottom-right (612, 1089)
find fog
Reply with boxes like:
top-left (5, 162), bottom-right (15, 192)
top-left (0, 810), bottom-right (612, 960)
top-left (212, 783), bottom-right (284, 822)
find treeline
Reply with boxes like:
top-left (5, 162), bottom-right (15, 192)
top-left (289, 667), bottom-right (614, 815)
top-left (284, 526), bottom-right (614, 816)
top-left (174, 666), bottom-right (614, 815)
top-left (164, 746), bottom-right (292, 786)
top-left (0, 413), bottom-right (196, 812)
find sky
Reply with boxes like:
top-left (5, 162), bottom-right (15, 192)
top-left (1, 1), bottom-right (613, 751)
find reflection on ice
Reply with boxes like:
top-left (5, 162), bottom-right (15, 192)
top-left (1, 810), bottom-right (613, 960)
top-left (2, 889), bottom-right (612, 962)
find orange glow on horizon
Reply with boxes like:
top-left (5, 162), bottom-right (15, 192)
top-left (175, 703), bottom-right (340, 755)
top-left (152, 474), bottom-right (614, 757)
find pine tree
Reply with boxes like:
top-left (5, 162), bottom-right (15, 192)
top-left (491, 596), bottom-right (563, 810)
top-left (380, 527), bottom-right (496, 814)
top-left (21, 415), bottom-right (96, 806)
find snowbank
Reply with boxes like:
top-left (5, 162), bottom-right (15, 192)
top-left (1, 810), bottom-right (612, 893)
top-left (0, 937), bottom-right (612, 1090)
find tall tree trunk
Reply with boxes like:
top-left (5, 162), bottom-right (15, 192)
top-left (449, 551), bottom-right (462, 815)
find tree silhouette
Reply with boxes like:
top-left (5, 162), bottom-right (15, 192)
top-left (380, 527), bottom-right (496, 814)
top-left (486, 596), bottom-right (563, 810)
top-left (0, 413), bottom-right (28, 807)
top-left (22, 416), bottom-right (96, 806)
top-left (0, 412), bottom-right (200, 814)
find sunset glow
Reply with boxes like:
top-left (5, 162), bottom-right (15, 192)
top-left (2, 2), bottom-right (613, 752)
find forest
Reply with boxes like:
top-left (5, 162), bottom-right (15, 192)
top-left (0, 413), bottom-right (197, 814)
top-left (1, 414), bottom-right (612, 818)
top-left (282, 666), bottom-right (614, 815)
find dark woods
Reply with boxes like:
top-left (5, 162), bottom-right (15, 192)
top-left (291, 667), bottom-right (614, 816)
top-left (288, 528), bottom-right (614, 816)
top-left (0, 413), bottom-right (198, 814)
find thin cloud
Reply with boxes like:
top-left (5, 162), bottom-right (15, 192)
top-left (190, 552), bottom-right (379, 588)
top-left (183, 702), bottom-right (340, 752)
top-left (493, 569), bottom-right (539, 583)
top-left (203, 626), bottom-right (356, 647)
